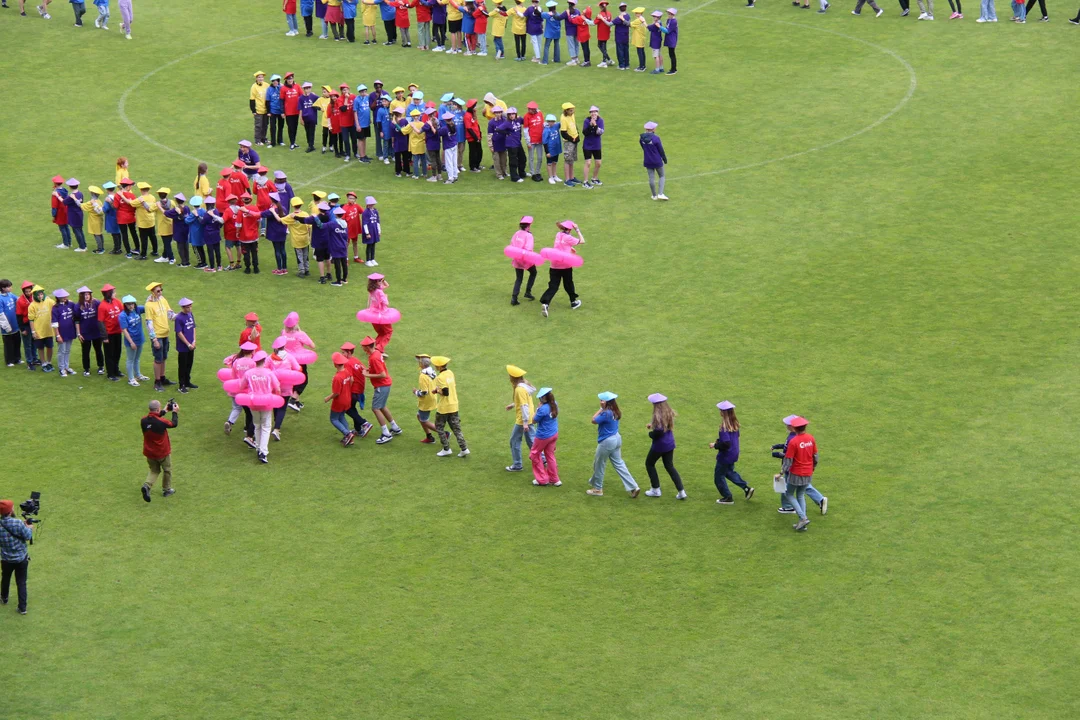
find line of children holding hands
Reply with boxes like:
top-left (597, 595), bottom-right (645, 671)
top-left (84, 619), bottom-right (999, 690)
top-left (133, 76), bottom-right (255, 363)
top-left (285, 0), bottom-right (679, 74)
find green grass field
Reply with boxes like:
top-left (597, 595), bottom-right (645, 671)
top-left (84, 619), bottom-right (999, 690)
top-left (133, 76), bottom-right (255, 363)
top-left (2, 1), bottom-right (1080, 717)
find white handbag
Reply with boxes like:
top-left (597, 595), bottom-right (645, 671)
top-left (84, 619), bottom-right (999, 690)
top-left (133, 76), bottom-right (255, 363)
top-left (772, 474), bottom-right (787, 494)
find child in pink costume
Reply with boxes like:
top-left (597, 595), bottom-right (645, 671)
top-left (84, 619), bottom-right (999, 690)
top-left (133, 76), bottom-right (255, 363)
top-left (538, 220), bottom-right (584, 317)
top-left (365, 274), bottom-right (395, 351)
top-left (279, 311), bottom-right (317, 407)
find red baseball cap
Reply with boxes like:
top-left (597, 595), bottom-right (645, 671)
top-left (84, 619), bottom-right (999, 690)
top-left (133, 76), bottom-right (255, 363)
top-left (52, 175), bottom-right (65, 184)
top-left (245, 312), bottom-right (259, 322)
top-left (120, 178), bottom-right (135, 186)
top-left (789, 416), bottom-right (809, 427)
top-left (257, 165), bottom-right (268, 173)
top-left (232, 159), bottom-right (245, 168)
top-left (220, 168), bottom-right (232, 177)
top-left (226, 194), bottom-right (238, 202)
top-left (340, 342), bottom-right (356, 351)
top-left (241, 192), bottom-right (252, 200)
top-left (360, 336), bottom-right (376, 346)
top-left (284, 71), bottom-right (295, 78)
top-left (101, 283), bottom-right (115, 293)
top-left (526, 101), bottom-right (539, 110)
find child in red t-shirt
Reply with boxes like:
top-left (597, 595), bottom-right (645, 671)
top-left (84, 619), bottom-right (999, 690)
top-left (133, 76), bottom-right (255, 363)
top-left (782, 418), bottom-right (818, 531)
top-left (596, 1), bottom-right (613, 66)
top-left (393, 0), bottom-right (414, 46)
top-left (326, 352), bottom-right (356, 445)
top-left (50, 175), bottom-right (70, 248)
top-left (472, 4), bottom-right (489, 55)
top-left (344, 193), bottom-right (363, 262)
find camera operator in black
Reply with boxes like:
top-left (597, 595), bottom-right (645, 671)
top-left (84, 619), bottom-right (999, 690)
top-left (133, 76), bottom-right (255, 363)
top-left (0, 499), bottom-right (32, 615)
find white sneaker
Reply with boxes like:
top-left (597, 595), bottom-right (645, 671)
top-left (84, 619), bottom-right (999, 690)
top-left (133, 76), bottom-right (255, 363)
top-left (94, 15), bottom-right (101, 26)
top-left (645, 488), bottom-right (662, 497)
top-left (477, 51), bottom-right (487, 56)
top-left (154, 256), bottom-right (168, 263)
top-left (917, 11), bottom-right (927, 18)
top-left (128, 379), bottom-right (140, 386)
top-left (370, 260), bottom-right (378, 266)
top-left (548, 177), bottom-right (557, 184)
top-left (427, 176), bottom-right (438, 182)
top-left (125, 32), bottom-right (132, 38)
top-left (102, 24), bottom-right (108, 29)
top-left (457, 448), bottom-right (470, 457)
top-left (657, 194), bottom-right (669, 201)
top-left (436, 449), bottom-right (453, 456)
top-left (541, 303), bottom-right (549, 317)
top-left (820, 496), bottom-right (828, 515)
top-left (566, 59), bottom-right (577, 65)
top-left (73, 247), bottom-right (86, 252)
top-left (56, 243), bottom-right (69, 249)
top-left (432, 46), bottom-right (444, 52)
top-left (272, 429), bottom-right (281, 441)
top-left (676, 490), bottom-right (688, 500)
top-left (651, 195), bottom-right (658, 200)
top-left (976, 15), bottom-right (986, 19)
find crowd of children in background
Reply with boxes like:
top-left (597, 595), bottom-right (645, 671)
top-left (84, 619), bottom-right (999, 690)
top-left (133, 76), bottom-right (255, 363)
top-left (248, 74), bottom-right (613, 188)
top-left (282, 0), bottom-right (680, 74)
top-left (11, 0), bottom-right (135, 38)
top-left (47, 157), bottom-right (384, 286)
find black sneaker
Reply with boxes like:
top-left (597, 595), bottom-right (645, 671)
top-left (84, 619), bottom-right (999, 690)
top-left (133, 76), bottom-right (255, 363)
top-left (716, 497), bottom-right (735, 505)
top-left (777, 506), bottom-right (797, 514)
top-left (161, 378), bottom-right (173, 386)
top-left (744, 486), bottom-right (755, 500)
top-left (163, 488), bottom-right (176, 497)
top-left (142, 485), bottom-right (152, 503)
top-left (330, 281), bottom-right (343, 286)
top-left (0, 597), bottom-right (6, 605)
top-left (258, 453), bottom-right (269, 464)
top-left (179, 386), bottom-right (189, 394)
top-left (511, 298), bottom-right (520, 306)
top-left (186, 383), bottom-right (199, 390)
top-left (154, 382), bottom-right (163, 392)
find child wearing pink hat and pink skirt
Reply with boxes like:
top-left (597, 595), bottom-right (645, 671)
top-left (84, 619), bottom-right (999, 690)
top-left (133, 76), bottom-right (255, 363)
top-left (507, 215), bottom-right (539, 305)
top-left (539, 220), bottom-right (584, 317)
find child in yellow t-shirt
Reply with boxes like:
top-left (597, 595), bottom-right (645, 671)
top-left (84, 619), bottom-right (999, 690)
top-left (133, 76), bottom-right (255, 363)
top-left (362, 0), bottom-right (379, 41)
top-left (630, 7), bottom-right (646, 71)
top-left (491, 0), bottom-right (508, 58)
top-left (82, 186), bottom-right (106, 253)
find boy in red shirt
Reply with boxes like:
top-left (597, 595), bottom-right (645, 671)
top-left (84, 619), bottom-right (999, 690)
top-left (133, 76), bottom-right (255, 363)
top-left (570, 6), bottom-right (593, 67)
top-left (337, 86), bottom-right (358, 162)
top-left (522, 101), bottom-right (545, 180)
top-left (239, 313), bottom-right (262, 349)
top-left (222, 195), bottom-right (242, 270)
top-left (329, 92), bottom-right (343, 158)
top-left (596, 0), bottom-right (613, 66)
top-left (782, 417), bottom-right (818, 531)
top-left (51, 175), bottom-right (70, 249)
top-left (361, 336), bottom-right (402, 444)
top-left (344, 192), bottom-right (363, 262)
top-left (215, 169), bottom-right (232, 207)
top-left (228, 160), bottom-right (250, 200)
top-left (238, 196), bottom-right (262, 274)
top-left (98, 283), bottom-right (125, 380)
top-left (472, 2), bottom-right (489, 55)
top-left (280, 73), bottom-right (302, 149)
top-left (393, 0), bottom-right (414, 46)
top-left (114, 179), bottom-right (138, 257)
top-left (326, 352), bottom-right (357, 445)
top-left (340, 342), bottom-right (374, 437)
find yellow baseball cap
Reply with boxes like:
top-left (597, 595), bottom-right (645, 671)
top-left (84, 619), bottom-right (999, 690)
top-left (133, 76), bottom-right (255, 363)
top-left (137, 181), bottom-right (151, 190)
top-left (431, 356), bottom-right (451, 366)
top-left (506, 365), bottom-right (527, 377)
top-left (290, 196), bottom-right (303, 207)
top-left (312, 191), bottom-right (327, 199)
top-left (392, 86), bottom-right (405, 93)
top-left (632, 5), bottom-right (644, 11)
top-left (157, 187), bottom-right (170, 195)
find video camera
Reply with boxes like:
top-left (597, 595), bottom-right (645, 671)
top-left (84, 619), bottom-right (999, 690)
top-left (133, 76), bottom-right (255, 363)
top-left (20, 492), bottom-right (42, 544)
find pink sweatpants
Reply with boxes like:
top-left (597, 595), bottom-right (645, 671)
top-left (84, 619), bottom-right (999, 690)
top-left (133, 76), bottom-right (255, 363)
top-left (530, 434), bottom-right (559, 485)
top-left (118, 0), bottom-right (133, 32)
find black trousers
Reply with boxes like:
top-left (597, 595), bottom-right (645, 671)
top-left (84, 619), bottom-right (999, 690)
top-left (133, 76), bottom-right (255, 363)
top-left (304, 121), bottom-right (317, 150)
top-left (206, 243), bottom-right (222, 268)
top-left (365, 243), bottom-right (377, 262)
top-left (515, 33), bottom-right (527, 58)
top-left (346, 399), bottom-right (369, 430)
top-left (646, 450), bottom-right (684, 491)
top-left (243, 407), bottom-right (255, 437)
top-left (1024, 0), bottom-right (1045, 14)
top-left (274, 404), bottom-right (287, 430)
top-left (513, 267), bottom-right (537, 299)
top-left (286, 115), bottom-right (300, 145)
top-left (433, 21), bottom-right (446, 46)
top-left (110, 232), bottom-right (122, 252)
top-left (345, 17), bottom-right (355, 41)
top-left (2, 334), bottom-right (20, 367)
top-left (80, 337), bottom-right (104, 372)
top-left (508, 146), bottom-right (526, 180)
top-left (667, 47), bottom-right (676, 72)
top-left (468, 140), bottom-right (483, 170)
top-left (105, 332), bottom-right (123, 377)
top-left (539, 267), bottom-right (577, 305)
top-left (0, 558), bottom-right (28, 612)
top-left (269, 114), bottom-right (284, 145)
top-left (304, 13), bottom-right (313, 34)
top-left (332, 257), bottom-right (348, 283)
top-left (175, 238), bottom-right (190, 266)
top-left (296, 364), bottom-right (309, 395)
top-left (898, 0), bottom-right (909, 9)
top-left (242, 243), bottom-right (259, 271)
top-left (395, 150), bottom-right (411, 175)
top-left (138, 226), bottom-right (158, 256)
top-left (581, 39), bottom-right (590, 63)
top-left (177, 350), bottom-right (194, 387)
top-left (341, 126), bottom-right (357, 156)
top-left (120, 222), bottom-right (137, 253)
top-left (384, 18), bottom-right (397, 42)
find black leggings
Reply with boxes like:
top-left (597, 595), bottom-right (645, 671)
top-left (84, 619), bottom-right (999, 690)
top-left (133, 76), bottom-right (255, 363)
top-left (81, 337), bottom-right (104, 372)
top-left (667, 47), bottom-right (676, 73)
top-left (539, 268), bottom-right (577, 305)
top-left (364, 243), bottom-right (377, 262)
top-left (515, 33), bottom-right (527, 58)
top-left (332, 257), bottom-right (348, 283)
top-left (304, 13), bottom-right (313, 34)
top-left (581, 39), bottom-right (590, 64)
top-left (384, 18), bottom-right (397, 42)
top-left (206, 243), bottom-right (222, 267)
top-left (105, 332), bottom-right (123, 377)
top-left (296, 364), bottom-right (309, 395)
top-left (138, 226), bottom-right (158, 256)
top-left (269, 115), bottom-right (284, 146)
top-left (1024, 0), bottom-right (1043, 15)
top-left (120, 222), bottom-right (137, 253)
top-left (513, 267), bottom-right (537, 299)
top-left (395, 150), bottom-right (411, 175)
top-left (646, 450), bottom-right (684, 491)
top-left (286, 115), bottom-right (299, 145)
top-left (243, 407), bottom-right (255, 437)
top-left (468, 140), bottom-right (483, 170)
top-left (304, 121), bottom-right (317, 150)
top-left (433, 21), bottom-right (446, 46)
top-left (110, 232), bottom-right (122, 252)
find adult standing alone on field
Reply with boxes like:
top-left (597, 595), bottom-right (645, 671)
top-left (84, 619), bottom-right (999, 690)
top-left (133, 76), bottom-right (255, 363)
top-left (251, 72), bottom-right (270, 146)
top-left (141, 399), bottom-right (179, 503)
top-left (782, 417), bottom-right (817, 532)
top-left (0, 499), bottom-right (33, 615)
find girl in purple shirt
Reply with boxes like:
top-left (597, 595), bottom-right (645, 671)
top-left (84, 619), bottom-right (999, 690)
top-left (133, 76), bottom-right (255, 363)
top-left (644, 394), bottom-right (685, 499)
top-left (648, 10), bottom-right (664, 74)
top-left (662, 8), bottom-right (677, 75)
top-left (74, 288), bottom-right (104, 377)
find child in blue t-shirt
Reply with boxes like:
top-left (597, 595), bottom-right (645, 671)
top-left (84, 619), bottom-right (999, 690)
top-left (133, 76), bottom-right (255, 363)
top-left (118, 296), bottom-right (147, 386)
top-left (541, 114), bottom-right (562, 184)
top-left (376, 96), bottom-right (392, 162)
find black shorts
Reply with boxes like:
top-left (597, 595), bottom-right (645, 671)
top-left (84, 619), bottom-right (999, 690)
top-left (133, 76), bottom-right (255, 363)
top-left (448, 18), bottom-right (462, 32)
top-left (583, 148), bottom-right (602, 160)
top-left (358, 126), bottom-right (371, 139)
top-left (314, 248), bottom-right (330, 262)
top-left (546, 154), bottom-right (559, 164)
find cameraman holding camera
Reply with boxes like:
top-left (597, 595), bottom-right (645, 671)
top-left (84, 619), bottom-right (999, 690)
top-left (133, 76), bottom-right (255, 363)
top-left (141, 399), bottom-right (179, 503)
top-left (0, 499), bottom-right (32, 615)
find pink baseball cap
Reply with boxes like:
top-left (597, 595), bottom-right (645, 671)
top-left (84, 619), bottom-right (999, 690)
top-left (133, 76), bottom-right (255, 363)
top-left (240, 341), bottom-right (258, 351)
top-left (520, 215), bottom-right (533, 224)
top-left (253, 350), bottom-right (269, 362)
top-left (644, 121), bottom-right (658, 130)
top-left (272, 336), bottom-right (287, 349)
top-left (367, 273), bottom-right (385, 280)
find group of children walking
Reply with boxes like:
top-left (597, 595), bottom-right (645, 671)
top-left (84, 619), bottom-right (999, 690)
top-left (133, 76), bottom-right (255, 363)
top-left (13, 0), bottom-right (135, 38)
top-left (46, 156), bottom-right (386, 284)
top-left (284, 0), bottom-right (680, 74)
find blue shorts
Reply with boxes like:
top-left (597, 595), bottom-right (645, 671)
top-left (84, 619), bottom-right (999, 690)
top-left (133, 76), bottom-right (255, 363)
top-left (225, 240), bottom-right (238, 250)
top-left (152, 337), bottom-right (170, 362)
top-left (416, 409), bottom-right (431, 422)
top-left (372, 385), bottom-right (391, 409)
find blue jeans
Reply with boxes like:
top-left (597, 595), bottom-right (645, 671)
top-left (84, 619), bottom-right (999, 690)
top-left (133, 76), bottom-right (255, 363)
top-left (566, 36), bottom-right (579, 59)
top-left (413, 152), bottom-right (427, 178)
top-left (785, 482), bottom-right (808, 521)
top-left (98, 4), bottom-right (110, 23)
top-left (713, 461), bottom-right (749, 500)
top-left (589, 433), bottom-right (639, 491)
top-left (509, 423), bottom-right (535, 469)
top-left (781, 482), bottom-right (823, 509)
top-left (376, 134), bottom-right (388, 158)
top-left (272, 241), bottom-right (288, 270)
top-left (287, 13), bottom-right (299, 31)
top-left (19, 325), bottom-right (38, 365)
top-left (543, 37), bottom-right (561, 64)
top-left (56, 339), bottom-right (73, 372)
top-left (494, 36), bottom-right (504, 55)
top-left (616, 41), bottom-right (629, 68)
top-left (330, 411), bottom-right (350, 436)
top-left (71, 225), bottom-right (86, 250)
top-left (125, 342), bottom-right (143, 380)
top-left (980, 0), bottom-right (997, 18)
top-left (322, 18), bottom-right (329, 35)
top-left (1012, 0), bottom-right (1025, 17)
top-left (58, 224), bottom-right (71, 247)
